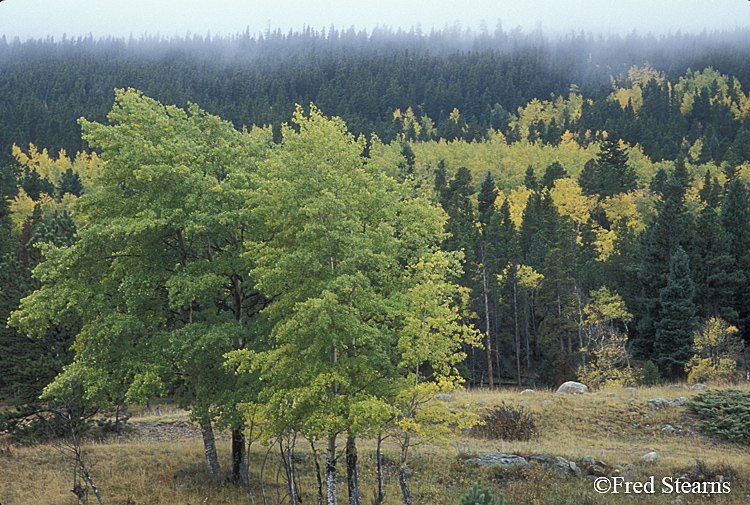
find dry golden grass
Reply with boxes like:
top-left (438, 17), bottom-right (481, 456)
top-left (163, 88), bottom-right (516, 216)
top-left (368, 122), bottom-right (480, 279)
top-left (1, 382), bottom-right (749, 504)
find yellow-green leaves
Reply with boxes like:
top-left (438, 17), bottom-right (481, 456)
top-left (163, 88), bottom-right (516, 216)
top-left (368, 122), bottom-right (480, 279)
top-left (686, 317), bottom-right (742, 384)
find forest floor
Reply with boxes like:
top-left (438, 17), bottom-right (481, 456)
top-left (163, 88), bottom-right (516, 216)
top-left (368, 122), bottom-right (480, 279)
top-left (1, 383), bottom-right (749, 505)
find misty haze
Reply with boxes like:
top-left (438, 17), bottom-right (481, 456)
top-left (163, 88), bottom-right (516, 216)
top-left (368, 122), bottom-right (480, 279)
top-left (1, 18), bottom-right (750, 505)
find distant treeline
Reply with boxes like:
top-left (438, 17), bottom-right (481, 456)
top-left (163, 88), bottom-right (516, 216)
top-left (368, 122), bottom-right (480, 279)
top-left (2, 26), bottom-right (750, 162)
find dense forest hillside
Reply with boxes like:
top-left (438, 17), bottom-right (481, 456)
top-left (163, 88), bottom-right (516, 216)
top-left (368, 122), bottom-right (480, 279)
top-left (2, 31), bottom-right (750, 500)
top-left (2, 26), bottom-right (750, 160)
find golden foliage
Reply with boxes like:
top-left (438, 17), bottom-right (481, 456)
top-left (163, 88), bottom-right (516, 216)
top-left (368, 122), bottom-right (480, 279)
top-left (578, 288), bottom-right (638, 390)
top-left (686, 317), bottom-right (742, 384)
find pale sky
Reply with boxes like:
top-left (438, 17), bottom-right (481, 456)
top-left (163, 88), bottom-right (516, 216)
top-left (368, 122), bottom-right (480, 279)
top-left (0, 0), bottom-right (748, 41)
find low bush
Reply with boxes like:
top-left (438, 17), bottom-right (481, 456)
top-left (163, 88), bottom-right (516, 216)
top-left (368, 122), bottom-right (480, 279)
top-left (459, 479), bottom-right (506, 505)
top-left (471, 402), bottom-right (537, 441)
top-left (638, 360), bottom-right (661, 386)
top-left (689, 389), bottom-right (750, 444)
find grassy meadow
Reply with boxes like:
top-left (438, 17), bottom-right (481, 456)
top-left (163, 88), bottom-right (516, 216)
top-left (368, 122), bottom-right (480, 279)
top-left (1, 383), bottom-right (749, 505)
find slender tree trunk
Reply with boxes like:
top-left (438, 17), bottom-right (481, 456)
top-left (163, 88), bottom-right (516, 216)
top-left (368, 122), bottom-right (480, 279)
top-left (326, 434), bottom-right (338, 505)
top-left (513, 264), bottom-right (522, 388)
top-left (399, 466), bottom-right (413, 505)
top-left (398, 432), bottom-right (412, 505)
top-left (346, 435), bottom-right (362, 505)
top-left (232, 427), bottom-right (247, 485)
top-left (557, 291), bottom-right (565, 353)
top-left (80, 463), bottom-right (105, 505)
top-left (481, 256), bottom-right (494, 390)
top-left (280, 435), bottom-right (298, 505)
top-left (200, 420), bottom-right (221, 477)
top-left (311, 439), bottom-right (324, 505)
top-left (374, 433), bottom-right (385, 505)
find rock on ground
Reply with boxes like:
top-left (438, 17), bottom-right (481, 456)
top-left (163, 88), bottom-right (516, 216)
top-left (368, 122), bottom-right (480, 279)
top-left (467, 453), bottom-right (528, 468)
top-left (530, 453), bottom-right (582, 477)
top-left (556, 381), bottom-right (589, 394)
top-left (648, 397), bottom-right (688, 410)
top-left (640, 452), bottom-right (658, 464)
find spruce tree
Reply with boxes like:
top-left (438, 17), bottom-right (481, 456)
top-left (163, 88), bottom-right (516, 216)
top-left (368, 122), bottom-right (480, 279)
top-left (693, 201), bottom-right (735, 321)
top-left (0, 212), bottom-right (79, 438)
top-left (636, 174), bottom-right (693, 359)
top-left (596, 137), bottom-right (638, 199)
top-left (654, 246), bottom-right (696, 377)
top-left (719, 177), bottom-right (750, 337)
top-left (541, 161), bottom-right (567, 191)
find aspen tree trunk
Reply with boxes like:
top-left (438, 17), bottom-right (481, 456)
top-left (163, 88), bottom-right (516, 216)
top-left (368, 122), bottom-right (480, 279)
top-left (200, 421), bottom-right (221, 476)
top-left (481, 255), bottom-right (494, 390)
top-left (346, 435), bottom-right (362, 505)
top-left (326, 434), bottom-right (338, 505)
top-left (231, 428), bottom-right (247, 485)
top-left (374, 433), bottom-right (385, 505)
top-left (513, 263), bottom-right (522, 389)
top-left (326, 335), bottom-right (339, 505)
top-left (230, 275), bottom-right (248, 486)
top-left (311, 439), bottom-right (324, 505)
top-left (80, 464), bottom-right (105, 505)
top-left (398, 431), bottom-right (413, 505)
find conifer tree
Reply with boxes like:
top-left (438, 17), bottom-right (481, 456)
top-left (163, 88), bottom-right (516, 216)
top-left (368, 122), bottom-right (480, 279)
top-left (476, 172), bottom-right (498, 389)
top-left (654, 246), bottom-right (696, 377)
top-left (636, 172), bottom-right (694, 360)
top-left (720, 177), bottom-right (750, 337)
top-left (579, 138), bottom-right (638, 230)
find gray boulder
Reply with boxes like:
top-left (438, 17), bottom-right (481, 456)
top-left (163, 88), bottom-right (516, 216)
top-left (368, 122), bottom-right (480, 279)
top-left (640, 452), bottom-right (658, 464)
top-left (530, 453), bottom-right (582, 477)
top-left (648, 396), bottom-right (689, 409)
top-left (556, 381), bottom-right (589, 394)
top-left (467, 453), bottom-right (528, 468)
top-left (691, 383), bottom-right (708, 391)
top-left (647, 398), bottom-right (669, 410)
top-left (520, 389), bottom-right (536, 395)
top-left (615, 463), bottom-right (637, 482)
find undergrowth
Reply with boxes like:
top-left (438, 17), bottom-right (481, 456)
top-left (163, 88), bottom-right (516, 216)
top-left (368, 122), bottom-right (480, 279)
top-left (689, 389), bottom-right (750, 444)
top-left (471, 402), bottom-right (537, 441)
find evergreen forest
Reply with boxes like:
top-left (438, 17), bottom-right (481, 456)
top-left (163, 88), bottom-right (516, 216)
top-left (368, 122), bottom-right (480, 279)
top-left (2, 26), bottom-right (750, 503)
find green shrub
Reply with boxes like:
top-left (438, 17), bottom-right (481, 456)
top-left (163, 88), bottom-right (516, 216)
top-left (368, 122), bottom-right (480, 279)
top-left (459, 479), bottom-right (506, 505)
top-left (472, 402), bottom-right (537, 441)
top-left (689, 390), bottom-right (750, 444)
top-left (638, 360), bottom-right (661, 385)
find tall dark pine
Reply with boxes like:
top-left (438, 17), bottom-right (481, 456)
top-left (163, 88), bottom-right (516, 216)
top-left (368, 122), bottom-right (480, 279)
top-left (579, 137), bottom-right (638, 200)
top-left (476, 172), bottom-right (498, 389)
top-left (493, 198), bottom-right (526, 388)
top-left (519, 189), bottom-right (558, 271)
top-left (541, 161), bottom-right (568, 191)
top-left (720, 177), bottom-right (750, 339)
top-left (0, 211), bottom-right (78, 437)
top-left (636, 172), bottom-right (693, 359)
top-left (654, 246), bottom-right (696, 377)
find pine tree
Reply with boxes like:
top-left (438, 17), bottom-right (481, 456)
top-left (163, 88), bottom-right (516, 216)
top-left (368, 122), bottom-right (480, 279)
top-left (476, 171), bottom-right (499, 389)
top-left (719, 177), bottom-right (750, 337)
top-left (596, 137), bottom-right (638, 199)
top-left (0, 211), bottom-right (79, 438)
top-left (636, 173), bottom-right (694, 359)
top-left (654, 246), bottom-right (697, 377)
top-left (541, 161), bottom-right (567, 191)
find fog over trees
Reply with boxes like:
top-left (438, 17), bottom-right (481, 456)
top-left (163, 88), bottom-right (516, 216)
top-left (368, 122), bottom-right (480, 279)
top-left (2, 25), bottom-right (750, 503)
